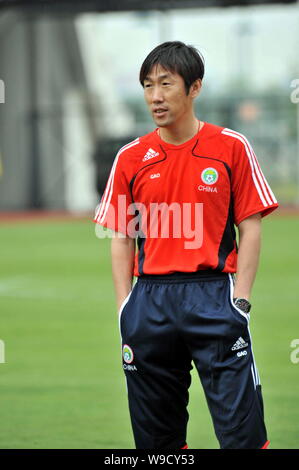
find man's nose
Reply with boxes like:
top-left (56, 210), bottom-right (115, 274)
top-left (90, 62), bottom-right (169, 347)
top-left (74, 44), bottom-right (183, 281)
top-left (152, 86), bottom-right (164, 103)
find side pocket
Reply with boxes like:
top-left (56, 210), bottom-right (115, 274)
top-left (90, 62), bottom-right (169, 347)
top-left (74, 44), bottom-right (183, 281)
top-left (118, 290), bottom-right (133, 336)
top-left (228, 273), bottom-right (250, 325)
top-left (118, 291), bottom-right (132, 317)
top-left (232, 301), bottom-right (250, 324)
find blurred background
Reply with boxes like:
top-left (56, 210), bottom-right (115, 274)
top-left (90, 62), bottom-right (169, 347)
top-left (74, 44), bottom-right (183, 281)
top-left (1, 0), bottom-right (299, 210)
top-left (0, 0), bottom-right (298, 450)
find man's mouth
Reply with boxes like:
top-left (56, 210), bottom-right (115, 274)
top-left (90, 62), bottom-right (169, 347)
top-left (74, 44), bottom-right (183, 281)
top-left (153, 108), bottom-right (168, 117)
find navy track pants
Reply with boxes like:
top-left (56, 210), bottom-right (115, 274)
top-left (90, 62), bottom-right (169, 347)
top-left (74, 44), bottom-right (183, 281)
top-left (119, 271), bottom-right (269, 449)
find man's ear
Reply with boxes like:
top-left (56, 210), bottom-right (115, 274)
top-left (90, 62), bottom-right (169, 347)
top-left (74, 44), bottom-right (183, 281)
top-left (189, 79), bottom-right (202, 98)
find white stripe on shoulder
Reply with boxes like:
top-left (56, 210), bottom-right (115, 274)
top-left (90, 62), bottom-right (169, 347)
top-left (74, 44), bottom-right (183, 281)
top-left (97, 138), bottom-right (140, 224)
top-left (248, 146), bottom-right (277, 204)
top-left (234, 130), bottom-right (277, 204)
top-left (222, 128), bottom-right (275, 206)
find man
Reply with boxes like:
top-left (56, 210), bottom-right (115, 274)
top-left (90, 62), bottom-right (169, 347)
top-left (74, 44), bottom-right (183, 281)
top-left (94, 41), bottom-right (278, 449)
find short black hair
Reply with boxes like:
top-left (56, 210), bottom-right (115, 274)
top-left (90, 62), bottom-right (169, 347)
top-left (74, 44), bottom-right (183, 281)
top-left (139, 41), bottom-right (205, 94)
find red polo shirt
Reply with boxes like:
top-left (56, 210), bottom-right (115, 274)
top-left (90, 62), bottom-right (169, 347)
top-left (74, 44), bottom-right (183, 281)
top-left (94, 122), bottom-right (278, 276)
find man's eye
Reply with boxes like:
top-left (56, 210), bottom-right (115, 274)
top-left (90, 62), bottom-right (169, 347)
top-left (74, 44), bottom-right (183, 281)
top-left (162, 82), bottom-right (170, 86)
top-left (144, 84), bottom-right (152, 88)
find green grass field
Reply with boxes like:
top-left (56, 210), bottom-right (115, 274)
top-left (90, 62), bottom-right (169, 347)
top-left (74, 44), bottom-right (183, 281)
top-left (0, 215), bottom-right (298, 449)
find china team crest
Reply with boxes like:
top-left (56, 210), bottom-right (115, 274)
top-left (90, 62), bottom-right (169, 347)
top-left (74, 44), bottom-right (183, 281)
top-left (123, 344), bottom-right (134, 364)
top-left (201, 167), bottom-right (218, 185)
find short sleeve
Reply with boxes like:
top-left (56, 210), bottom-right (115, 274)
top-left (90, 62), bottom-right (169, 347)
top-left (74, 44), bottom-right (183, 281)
top-left (231, 134), bottom-right (278, 226)
top-left (94, 151), bottom-right (135, 236)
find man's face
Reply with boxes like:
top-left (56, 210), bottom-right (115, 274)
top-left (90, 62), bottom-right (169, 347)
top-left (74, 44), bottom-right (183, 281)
top-left (143, 64), bottom-right (197, 128)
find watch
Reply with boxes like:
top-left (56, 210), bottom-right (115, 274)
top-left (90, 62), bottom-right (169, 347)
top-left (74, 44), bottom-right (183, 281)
top-left (233, 297), bottom-right (251, 314)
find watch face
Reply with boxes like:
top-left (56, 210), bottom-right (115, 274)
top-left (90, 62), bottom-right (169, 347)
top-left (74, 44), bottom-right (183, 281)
top-left (234, 298), bottom-right (251, 313)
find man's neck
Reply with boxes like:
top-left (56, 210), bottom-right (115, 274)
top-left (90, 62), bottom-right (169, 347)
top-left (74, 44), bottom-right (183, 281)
top-left (159, 116), bottom-right (201, 146)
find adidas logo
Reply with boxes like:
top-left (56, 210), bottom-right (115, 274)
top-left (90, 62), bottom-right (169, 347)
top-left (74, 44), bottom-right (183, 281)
top-left (231, 337), bottom-right (248, 351)
top-left (142, 148), bottom-right (159, 162)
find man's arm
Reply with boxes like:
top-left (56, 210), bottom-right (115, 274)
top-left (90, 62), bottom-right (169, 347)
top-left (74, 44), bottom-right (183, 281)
top-left (233, 213), bottom-right (262, 301)
top-left (111, 235), bottom-right (135, 313)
